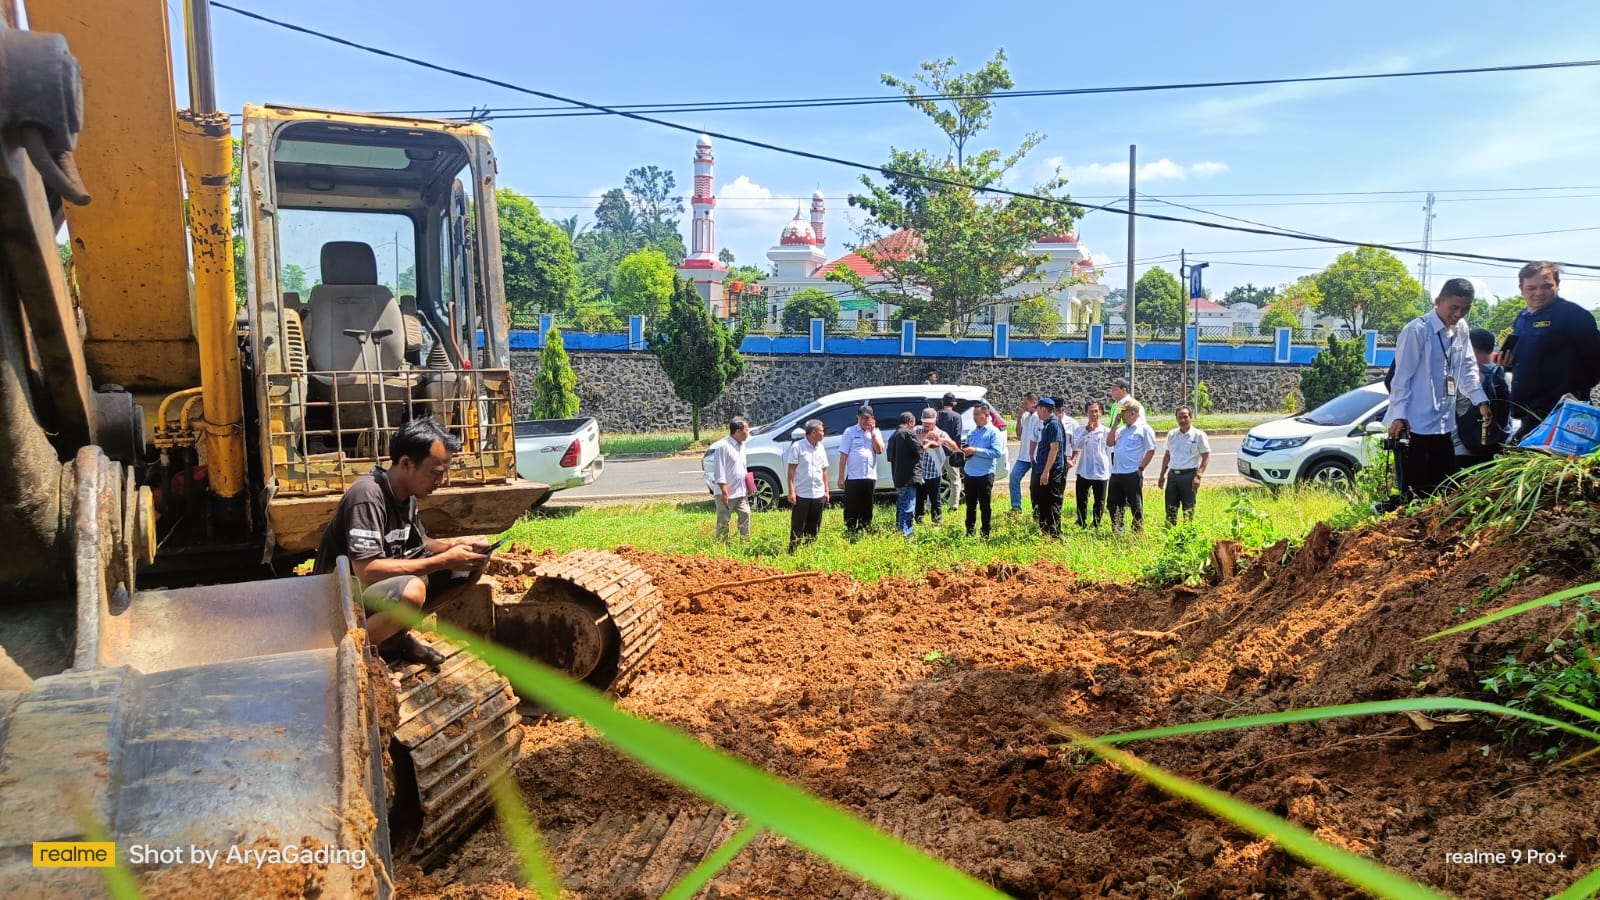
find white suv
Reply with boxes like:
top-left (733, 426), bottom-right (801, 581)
top-left (1238, 382), bottom-right (1389, 489)
top-left (702, 384), bottom-right (1005, 511)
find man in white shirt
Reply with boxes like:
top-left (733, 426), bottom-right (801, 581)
top-left (1009, 392), bottom-right (1040, 512)
top-left (1384, 279), bottom-right (1491, 498)
top-left (1157, 406), bottom-right (1212, 526)
top-left (1105, 399), bottom-right (1157, 534)
top-left (710, 416), bottom-right (751, 541)
top-left (1068, 400), bottom-right (1112, 528)
top-left (837, 405), bottom-right (885, 535)
top-left (785, 418), bottom-right (830, 552)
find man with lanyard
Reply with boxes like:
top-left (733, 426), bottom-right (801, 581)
top-left (1500, 261), bottom-right (1600, 442)
top-left (837, 405), bottom-right (885, 535)
top-left (1157, 406), bottom-right (1212, 526)
top-left (959, 403), bottom-right (1006, 538)
top-left (1028, 397), bottom-right (1067, 538)
top-left (785, 418), bottom-right (829, 552)
top-left (1009, 392), bottom-right (1040, 513)
top-left (1105, 399), bottom-right (1157, 534)
top-left (709, 416), bottom-right (751, 542)
top-left (315, 416), bottom-right (491, 669)
top-left (1385, 278), bottom-right (1490, 497)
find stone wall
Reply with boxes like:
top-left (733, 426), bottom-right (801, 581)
top-left (509, 351), bottom-right (1372, 432)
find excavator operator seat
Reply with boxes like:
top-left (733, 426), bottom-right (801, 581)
top-left (304, 241), bottom-right (415, 431)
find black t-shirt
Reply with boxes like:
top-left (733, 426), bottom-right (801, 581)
top-left (936, 408), bottom-right (962, 444)
top-left (313, 466), bottom-right (429, 575)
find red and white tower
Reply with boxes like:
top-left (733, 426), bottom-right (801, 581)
top-left (677, 134), bottom-right (728, 314)
top-left (809, 189), bottom-right (826, 248)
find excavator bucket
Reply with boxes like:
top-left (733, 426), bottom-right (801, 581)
top-left (0, 562), bottom-right (390, 897)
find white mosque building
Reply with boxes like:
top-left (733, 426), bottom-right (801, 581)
top-left (675, 136), bottom-right (1107, 332)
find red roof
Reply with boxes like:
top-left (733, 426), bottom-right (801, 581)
top-left (1038, 232), bottom-right (1078, 244)
top-left (820, 231), bottom-right (919, 280)
top-left (1191, 297), bottom-right (1228, 312)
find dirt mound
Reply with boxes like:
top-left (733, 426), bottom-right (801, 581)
top-left (405, 509), bottom-right (1599, 899)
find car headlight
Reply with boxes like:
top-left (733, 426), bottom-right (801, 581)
top-left (1257, 436), bottom-right (1310, 452)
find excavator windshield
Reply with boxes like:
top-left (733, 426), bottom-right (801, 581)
top-left (242, 107), bottom-right (530, 553)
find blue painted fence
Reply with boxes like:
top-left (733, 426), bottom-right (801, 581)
top-left (515, 319), bottom-right (1394, 367)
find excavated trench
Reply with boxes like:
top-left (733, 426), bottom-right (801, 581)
top-left (404, 504), bottom-right (1600, 899)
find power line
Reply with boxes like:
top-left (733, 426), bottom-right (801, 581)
top-left (209, 2), bottom-right (1600, 273)
top-left (332, 58), bottom-right (1600, 118)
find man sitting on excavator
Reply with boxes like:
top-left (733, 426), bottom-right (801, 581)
top-left (314, 416), bottom-right (491, 668)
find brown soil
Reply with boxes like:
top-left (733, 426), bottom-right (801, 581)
top-left (404, 507), bottom-right (1600, 899)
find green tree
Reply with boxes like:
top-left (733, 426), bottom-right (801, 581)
top-left (781, 287), bottom-right (841, 333)
top-left (625, 165), bottom-right (686, 262)
top-left (1259, 302), bottom-right (1301, 335)
top-left (1133, 266), bottom-right (1184, 328)
top-left (531, 327), bottom-right (581, 419)
top-left (649, 276), bottom-right (745, 439)
top-left (1224, 283), bottom-right (1277, 307)
top-left (725, 263), bottom-right (767, 285)
top-left (1010, 296), bottom-right (1063, 337)
top-left (1313, 246), bottom-right (1424, 333)
top-left (397, 265), bottom-right (416, 293)
top-left (836, 51), bottom-right (1081, 334)
top-left (1484, 295), bottom-right (1525, 338)
top-left (1299, 334), bottom-right (1368, 409)
top-left (281, 263), bottom-right (308, 294)
top-left (497, 188), bottom-right (578, 320)
top-left (613, 248), bottom-right (676, 320)
top-left (572, 302), bottom-right (623, 333)
top-left (718, 248), bottom-right (736, 266)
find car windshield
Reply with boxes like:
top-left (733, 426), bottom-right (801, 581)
top-left (1299, 386), bottom-right (1385, 426)
top-left (750, 401), bottom-right (821, 436)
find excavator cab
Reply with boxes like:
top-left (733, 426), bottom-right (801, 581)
top-left (239, 107), bottom-right (545, 554)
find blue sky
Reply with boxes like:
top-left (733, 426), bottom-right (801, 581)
top-left (193, 0), bottom-right (1600, 307)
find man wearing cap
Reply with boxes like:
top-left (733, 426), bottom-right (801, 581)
top-left (914, 407), bottom-right (959, 525)
top-left (1106, 399), bottom-right (1158, 534)
top-left (936, 392), bottom-right (965, 511)
top-left (1029, 396), bottom-right (1067, 537)
top-left (837, 405), bottom-right (885, 535)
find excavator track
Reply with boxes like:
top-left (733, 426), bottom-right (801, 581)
top-left (388, 633), bottom-right (522, 867)
top-left (388, 550), bottom-right (661, 865)
top-left (501, 549), bottom-right (662, 695)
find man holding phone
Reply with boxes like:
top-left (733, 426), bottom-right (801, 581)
top-left (315, 416), bottom-right (493, 669)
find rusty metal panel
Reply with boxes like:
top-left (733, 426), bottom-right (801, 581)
top-left (28, 0), bottom-right (201, 390)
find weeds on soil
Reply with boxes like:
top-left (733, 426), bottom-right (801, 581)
top-left (1442, 448), bottom-right (1600, 539)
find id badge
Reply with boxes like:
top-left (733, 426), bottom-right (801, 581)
top-left (1444, 375), bottom-right (1457, 397)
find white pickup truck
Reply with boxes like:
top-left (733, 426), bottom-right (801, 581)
top-left (514, 417), bottom-right (604, 507)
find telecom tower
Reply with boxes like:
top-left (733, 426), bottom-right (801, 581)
top-left (1417, 192), bottom-right (1436, 300)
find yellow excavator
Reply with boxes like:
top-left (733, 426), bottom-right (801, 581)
top-left (0, 1), bottom-right (659, 894)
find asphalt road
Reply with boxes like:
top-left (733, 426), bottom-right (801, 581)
top-left (552, 435), bottom-right (1248, 504)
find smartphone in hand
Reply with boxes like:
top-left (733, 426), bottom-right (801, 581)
top-left (485, 536), bottom-right (510, 554)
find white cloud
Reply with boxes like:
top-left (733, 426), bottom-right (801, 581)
top-left (1039, 155), bottom-right (1228, 186)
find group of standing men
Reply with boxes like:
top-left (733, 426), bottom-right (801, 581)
top-left (1009, 379), bottom-right (1211, 537)
top-left (1385, 263), bottom-right (1600, 499)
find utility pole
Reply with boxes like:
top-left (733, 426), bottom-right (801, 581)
top-left (1125, 145), bottom-right (1136, 392)
top-left (394, 229), bottom-right (401, 292)
top-left (1418, 193), bottom-right (1436, 302)
top-left (1179, 249), bottom-right (1188, 406)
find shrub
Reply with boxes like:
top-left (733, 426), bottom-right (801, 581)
top-left (1299, 334), bottom-right (1366, 409)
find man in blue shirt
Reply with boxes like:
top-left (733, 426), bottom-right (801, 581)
top-left (1028, 397), bottom-right (1067, 537)
top-left (959, 404), bottom-right (1007, 538)
top-left (1385, 278), bottom-right (1490, 498)
top-left (1502, 262), bottom-right (1600, 442)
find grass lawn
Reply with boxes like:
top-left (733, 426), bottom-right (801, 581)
top-left (601, 431), bottom-right (708, 457)
top-left (503, 485), bottom-right (1350, 584)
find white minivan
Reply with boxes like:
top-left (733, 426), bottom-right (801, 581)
top-left (702, 384), bottom-right (1005, 511)
top-left (1237, 382), bottom-right (1389, 489)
